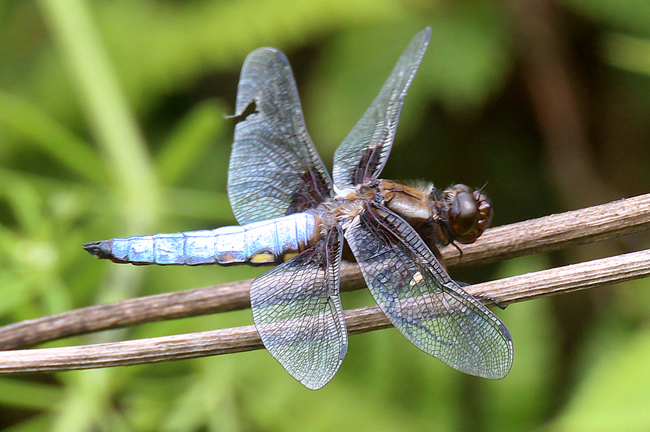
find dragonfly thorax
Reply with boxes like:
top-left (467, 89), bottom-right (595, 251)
top-left (378, 180), bottom-right (492, 250)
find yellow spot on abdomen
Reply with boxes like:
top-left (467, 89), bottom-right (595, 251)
top-left (283, 252), bottom-right (298, 261)
top-left (250, 252), bottom-right (275, 264)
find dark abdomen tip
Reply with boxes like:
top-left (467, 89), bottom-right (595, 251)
top-left (83, 241), bottom-right (114, 260)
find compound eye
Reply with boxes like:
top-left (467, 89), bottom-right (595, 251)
top-left (450, 191), bottom-right (479, 237)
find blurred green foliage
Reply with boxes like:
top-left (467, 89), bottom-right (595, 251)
top-left (1, 0), bottom-right (650, 431)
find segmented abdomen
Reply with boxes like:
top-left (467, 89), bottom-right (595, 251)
top-left (83, 213), bottom-right (319, 266)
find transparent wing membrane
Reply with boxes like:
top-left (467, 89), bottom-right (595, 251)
top-left (344, 204), bottom-right (513, 379)
top-left (250, 227), bottom-right (347, 389)
top-left (229, 48), bottom-right (332, 225)
top-left (332, 27), bottom-right (431, 189)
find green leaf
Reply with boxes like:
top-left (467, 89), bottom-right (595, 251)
top-left (0, 378), bottom-right (62, 410)
top-left (308, 8), bottom-right (512, 154)
top-left (551, 326), bottom-right (650, 431)
top-left (602, 33), bottom-right (650, 76)
top-left (0, 91), bottom-right (106, 184)
top-left (422, 7), bottom-right (512, 112)
top-left (164, 188), bottom-right (233, 221)
top-left (40, 0), bottom-right (161, 237)
top-left (562, 0), bottom-right (650, 37)
top-left (156, 99), bottom-right (227, 186)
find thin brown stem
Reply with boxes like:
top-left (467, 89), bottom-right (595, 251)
top-left (0, 193), bottom-right (648, 351)
top-left (0, 248), bottom-right (649, 373)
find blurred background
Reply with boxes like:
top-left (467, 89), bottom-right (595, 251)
top-left (1, 0), bottom-right (650, 431)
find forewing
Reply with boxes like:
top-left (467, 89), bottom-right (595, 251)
top-left (250, 227), bottom-right (347, 389)
top-left (229, 48), bottom-right (332, 225)
top-left (332, 27), bottom-right (431, 189)
top-left (343, 204), bottom-right (513, 379)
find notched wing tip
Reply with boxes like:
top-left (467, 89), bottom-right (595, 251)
top-left (228, 100), bottom-right (258, 124)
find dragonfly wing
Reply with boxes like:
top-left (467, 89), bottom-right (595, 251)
top-left (332, 27), bottom-right (431, 189)
top-left (250, 227), bottom-right (347, 389)
top-left (229, 48), bottom-right (332, 225)
top-left (343, 203), bottom-right (513, 379)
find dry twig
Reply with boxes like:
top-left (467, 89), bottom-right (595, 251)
top-left (0, 193), bottom-right (649, 373)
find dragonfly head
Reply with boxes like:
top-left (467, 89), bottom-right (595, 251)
top-left (443, 184), bottom-right (492, 244)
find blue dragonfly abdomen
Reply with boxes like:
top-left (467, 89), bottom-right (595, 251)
top-left (83, 212), bottom-right (319, 266)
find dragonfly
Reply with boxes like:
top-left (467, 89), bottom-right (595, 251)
top-left (84, 27), bottom-right (513, 390)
